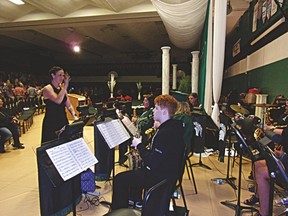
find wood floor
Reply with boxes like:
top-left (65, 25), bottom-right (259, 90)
top-left (0, 113), bottom-right (287, 216)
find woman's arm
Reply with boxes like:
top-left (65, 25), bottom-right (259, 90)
top-left (65, 98), bottom-right (78, 120)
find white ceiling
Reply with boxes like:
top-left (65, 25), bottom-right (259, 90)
top-left (0, 0), bottom-right (251, 67)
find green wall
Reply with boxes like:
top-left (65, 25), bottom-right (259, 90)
top-left (223, 58), bottom-right (288, 103)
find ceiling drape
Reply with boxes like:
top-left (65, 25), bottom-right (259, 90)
top-left (151, 0), bottom-right (208, 49)
top-left (211, 0), bottom-right (227, 128)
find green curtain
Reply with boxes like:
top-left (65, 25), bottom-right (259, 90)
top-left (198, 0), bottom-right (210, 106)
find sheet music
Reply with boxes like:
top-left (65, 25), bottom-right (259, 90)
top-left (121, 116), bottom-right (137, 136)
top-left (96, 119), bottom-right (130, 149)
top-left (46, 138), bottom-right (98, 181)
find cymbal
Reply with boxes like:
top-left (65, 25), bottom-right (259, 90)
top-left (230, 104), bottom-right (250, 115)
top-left (254, 103), bottom-right (277, 107)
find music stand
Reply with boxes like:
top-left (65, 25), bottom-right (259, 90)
top-left (191, 111), bottom-right (212, 170)
top-left (37, 136), bottom-right (97, 216)
top-left (94, 118), bottom-right (131, 181)
top-left (213, 126), bottom-right (237, 190)
top-left (257, 136), bottom-right (288, 216)
top-left (214, 112), bottom-right (237, 190)
top-left (38, 121), bottom-right (96, 216)
top-left (221, 122), bottom-right (258, 216)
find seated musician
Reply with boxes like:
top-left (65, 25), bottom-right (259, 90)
top-left (243, 134), bottom-right (288, 216)
top-left (173, 101), bottom-right (194, 155)
top-left (272, 95), bottom-right (285, 105)
top-left (265, 98), bottom-right (288, 151)
top-left (266, 98), bottom-right (288, 127)
top-left (188, 92), bottom-right (200, 111)
top-left (110, 95), bottom-right (185, 214)
top-left (132, 94), bottom-right (155, 146)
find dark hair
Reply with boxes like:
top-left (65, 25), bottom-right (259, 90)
top-left (147, 95), bottom-right (155, 108)
top-left (49, 66), bottom-right (63, 80)
top-left (190, 92), bottom-right (198, 98)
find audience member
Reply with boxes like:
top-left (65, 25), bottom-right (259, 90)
top-left (111, 95), bottom-right (185, 214)
top-left (27, 84), bottom-right (38, 98)
top-left (0, 98), bottom-right (24, 149)
top-left (13, 82), bottom-right (26, 101)
top-left (0, 127), bottom-right (12, 153)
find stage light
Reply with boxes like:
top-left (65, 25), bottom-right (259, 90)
top-left (73, 45), bottom-right (80, 53)
top-left (8, 0), bottom-right (25, 5)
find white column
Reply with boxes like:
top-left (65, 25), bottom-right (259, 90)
top-left (172, 64), bottom-right (177, 90)
top-left (255, 94), bottom-right (268, 125)
top-left (191, 51), bottom-right (200, 93)
top-left (161, 46), bottom-right (171, 95)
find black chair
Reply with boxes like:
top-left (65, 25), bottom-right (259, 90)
top-left (171, 149), bottom-right (189, 216)
top-left (104, 179), bottom-right (170, 216)
top-left (185, 154), bottom-right (198, 194)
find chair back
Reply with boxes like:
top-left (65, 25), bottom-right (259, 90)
top-left (141, 179), bottom-right (171, 216)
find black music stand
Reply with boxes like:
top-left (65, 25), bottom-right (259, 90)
top-left (37, 121), bottom-right (91, 216)
top-left (215, 112), bottom-right (237, 189)
top-left (221, 122), bottom-right (258, 216)
top-left (94, 118), bottom-right (131, 182)
top-left (213, 127), bottom-right (237, 190)
top-left (257, 136), bottom-right (288, 216)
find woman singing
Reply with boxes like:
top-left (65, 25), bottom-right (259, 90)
top-left (41, 66), bottom-right (78, 144)
top-left (39, 66), bottom-right (80, 216)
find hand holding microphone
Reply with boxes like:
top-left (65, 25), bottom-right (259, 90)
top-left (63, 72), bottom-right (71, 90)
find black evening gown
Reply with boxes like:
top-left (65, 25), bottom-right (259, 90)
top-left (39, 84), bottom-right (81, 216)
top-left (41, 84), bottom-right (69, 143)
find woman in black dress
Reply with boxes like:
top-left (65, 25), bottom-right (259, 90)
top-left (41, 66), bottom-right (78, 143)
top-left (39, 66), bottom-right (80, 216)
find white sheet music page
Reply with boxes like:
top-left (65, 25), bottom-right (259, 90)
top-left (46, 138), bottom-right (98, 181)
top-left (68, 138), bottom-right (98, 170)
top-left (121, 116), bottom-right (137, 136)
top-left (96, 119), bottom-right (130, 149)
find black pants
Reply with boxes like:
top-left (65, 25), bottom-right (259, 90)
top-left (111, 168), bottom-right (157, 209)
top-left (6, 122), bottom-right (20, 144)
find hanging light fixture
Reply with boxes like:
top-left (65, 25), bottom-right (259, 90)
top-left (8, 0), bottom-right (25, 5)
top-left (227, 0), bottom-right (233, 15)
